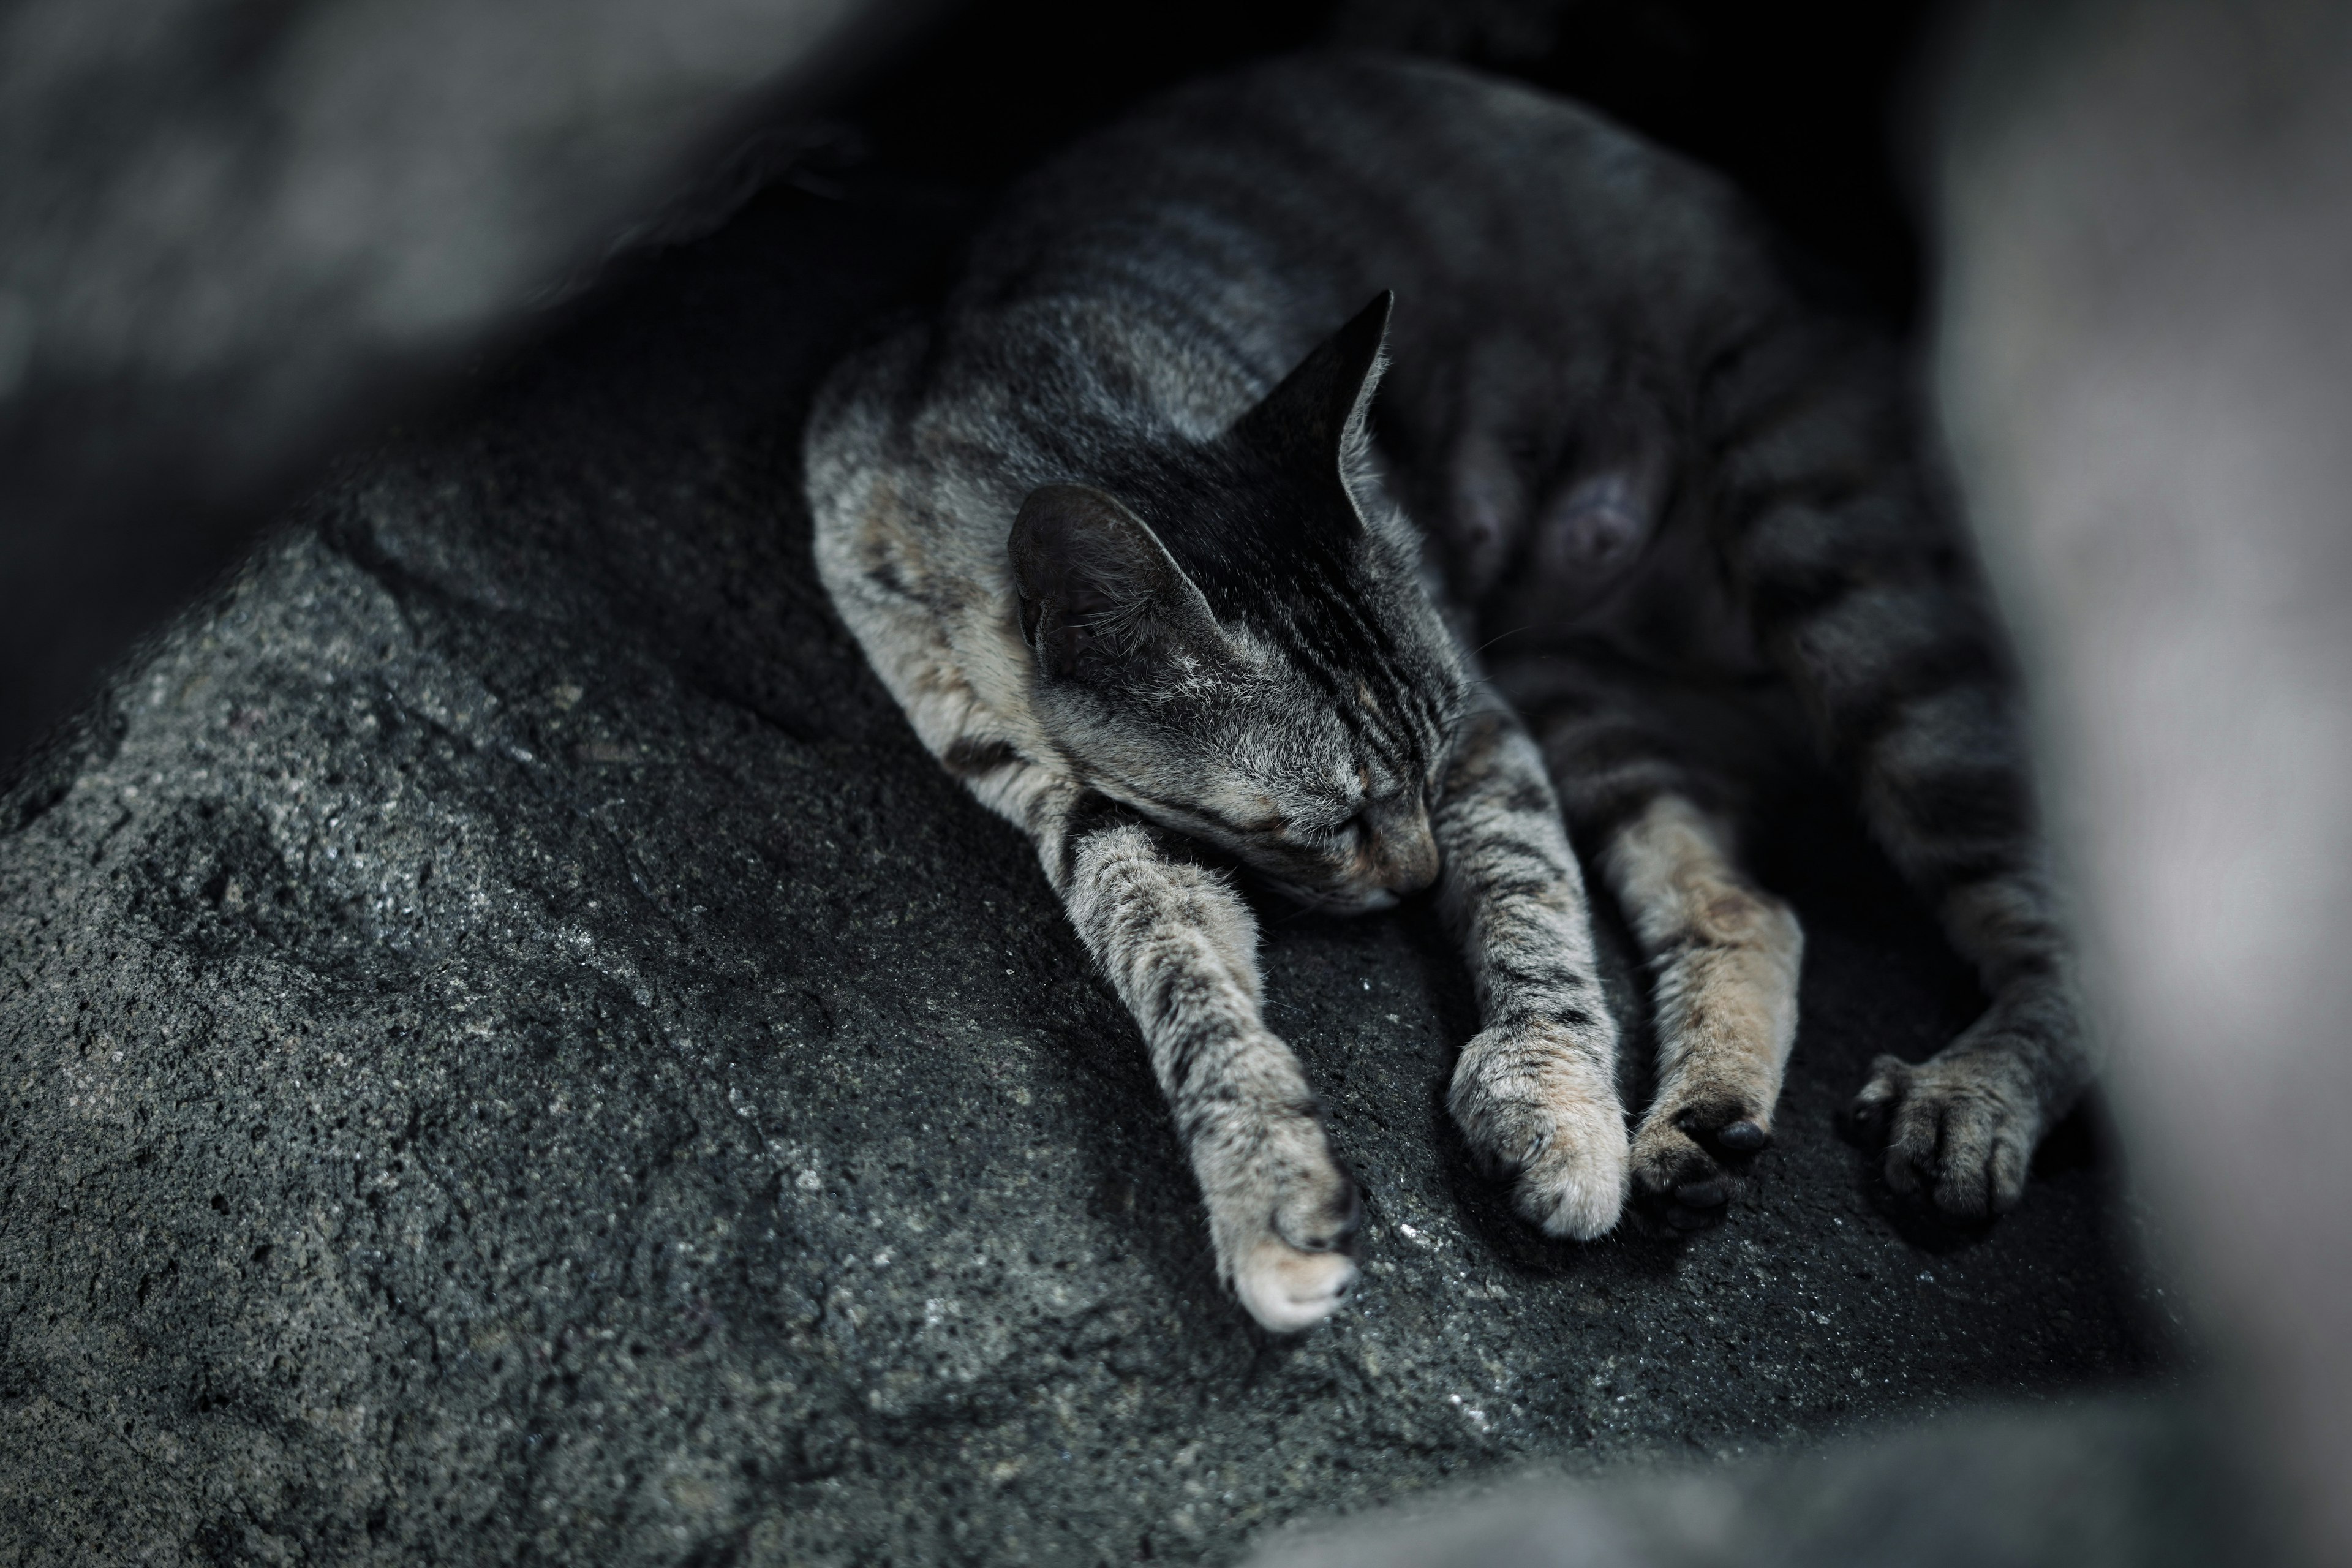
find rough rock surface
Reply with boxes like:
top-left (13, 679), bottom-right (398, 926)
top-left (0, 179), bottom-right (2164, 1566)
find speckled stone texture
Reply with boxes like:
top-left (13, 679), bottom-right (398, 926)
top-left (0, 179), bottom-right (2163, 1566)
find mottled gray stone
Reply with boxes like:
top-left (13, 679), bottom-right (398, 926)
top-left (0, 178), bottom-right (2160, 1566)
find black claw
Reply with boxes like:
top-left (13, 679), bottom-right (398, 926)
top-left (1715, 1120), bottom-right (1769, 1153)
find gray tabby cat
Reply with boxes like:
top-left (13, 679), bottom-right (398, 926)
top-left (804, 53), bottom-right (2087, 1332)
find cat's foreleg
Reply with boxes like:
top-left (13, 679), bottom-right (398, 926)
top-left (1432, 703), bottom-right (1630, 1237)
top-left (1713, 324), bottom-right (2091, 1216)
top-left (1515, 680), bottom-right (1804, 1221)
top-left (1597, 796), bottom-right (1803, 1217)
top-left (1030, 781), bottom-right (1362, 1332)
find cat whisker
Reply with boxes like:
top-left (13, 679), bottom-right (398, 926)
top-left (1471, 624), bottom-right (1537, 658)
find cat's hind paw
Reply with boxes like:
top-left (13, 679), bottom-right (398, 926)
top-left (1850, 1052), bottom-right (2038, 1218)
top-left (1630, 1091), bottom-right (1773, 1229)
top-left (1449, 1027), bottom-right (1630, 1240)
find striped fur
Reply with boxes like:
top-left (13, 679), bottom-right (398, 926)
top-left (805, 54), bottom-right (2087, 1329)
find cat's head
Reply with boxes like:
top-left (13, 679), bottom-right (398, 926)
top-left (1010, 294), bottom-right (1467, 913)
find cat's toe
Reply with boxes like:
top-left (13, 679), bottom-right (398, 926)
top-left (1672, 1173), bottom-right (1730, 1207)
top-left (1982, 1125), bottom-right (2033, 1214)
top-left (1850, 1054), bottom-right (1909, 1126)
top-left (1631, 1122), bottom-right (1723, 1212)
top-left (1675, 1092), bottom-right (1776, 1152)
top-left (1232, 1238), bottom-right (1357, 1333)
top-left (1273, 1161), bottom-right (1365, 1257)
top-left (1507, 1102), bottom-right (1632, 1240)
top-left (1632, 1092), bottom-right (1776, 1226)
top-left (1715, 1118), bottom-right (1770, 1153)
top-left (1631, 1090), bottom-right (1773, 1221)
top-left (1914, 1097), bottom-right (2031, 1218)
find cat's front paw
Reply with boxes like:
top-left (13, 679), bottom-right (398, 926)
top-left (1630, 1090), bottom-right (1773, 1228)
top-left (1849, 1051), bottom-right (2040, 1218)
top-left (1231, 1233), bottom-right (1359, 1334)
top-left (1200, 1096), bottom-right (1363, 1334)
top-left (1449, 1025), bottom-right (1630, 1239)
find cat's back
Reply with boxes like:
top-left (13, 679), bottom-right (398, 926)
top-left (956, 53), bottom-right (1775, 379)
top-left (813, 52), bottom-right (1776, 514)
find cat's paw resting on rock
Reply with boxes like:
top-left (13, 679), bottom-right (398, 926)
top-left (1197, 1091), bottom-right (1363, 1333)
top-left (1850, 1050), bottom-right (2043, 1218)
top-left (1631, 1091), bottom-right (1773, 1227)
top-left (1449, 1025), bottom-right (1630, 1239)
top-left (1231, 1233), bottom-right (1359, 1334)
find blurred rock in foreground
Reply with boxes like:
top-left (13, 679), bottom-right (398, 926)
top-left (0, 0), bottom-right (924, 763)
top-left (0, 172), bottom-right (2159, 1564)
top-left (1251, 1393), bottom-right (2258, 1568)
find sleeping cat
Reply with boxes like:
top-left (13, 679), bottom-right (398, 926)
top-left (804, 53), bottom-right (2087, 1332)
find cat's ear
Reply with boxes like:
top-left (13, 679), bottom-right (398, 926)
top-left (1229, 290), bottom-right (1393, 483)
top-left (1008, 484), bottom-right (1219, 680)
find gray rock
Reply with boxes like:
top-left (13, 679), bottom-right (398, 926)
top-left (0, 176), bottom-right (2161, 1565)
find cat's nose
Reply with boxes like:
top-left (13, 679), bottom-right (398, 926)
top-left (1369, 802), bottom-right (1439, 895)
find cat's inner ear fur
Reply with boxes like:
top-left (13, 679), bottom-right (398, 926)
top-left (1009, 483), bottom-right (1220, 679)
top-left (1229, 290), bottom-right (1393, 492)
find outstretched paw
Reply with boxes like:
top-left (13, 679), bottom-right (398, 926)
top-left (1205, 1104), bottom-right (1363, 1335)
top-left (1231, 1228), bottom-right (1359, 1335)
top-left (1449, 1026), bottom-right (1630, 1240)
top-left (1849, 1052), bottom-right (2039, 1218)
top-left (1631, 1091), bottom-right (1773, 1229)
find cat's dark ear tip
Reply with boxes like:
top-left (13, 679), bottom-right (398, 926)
top-left (1342, 290), bottom-right (1394, 350)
